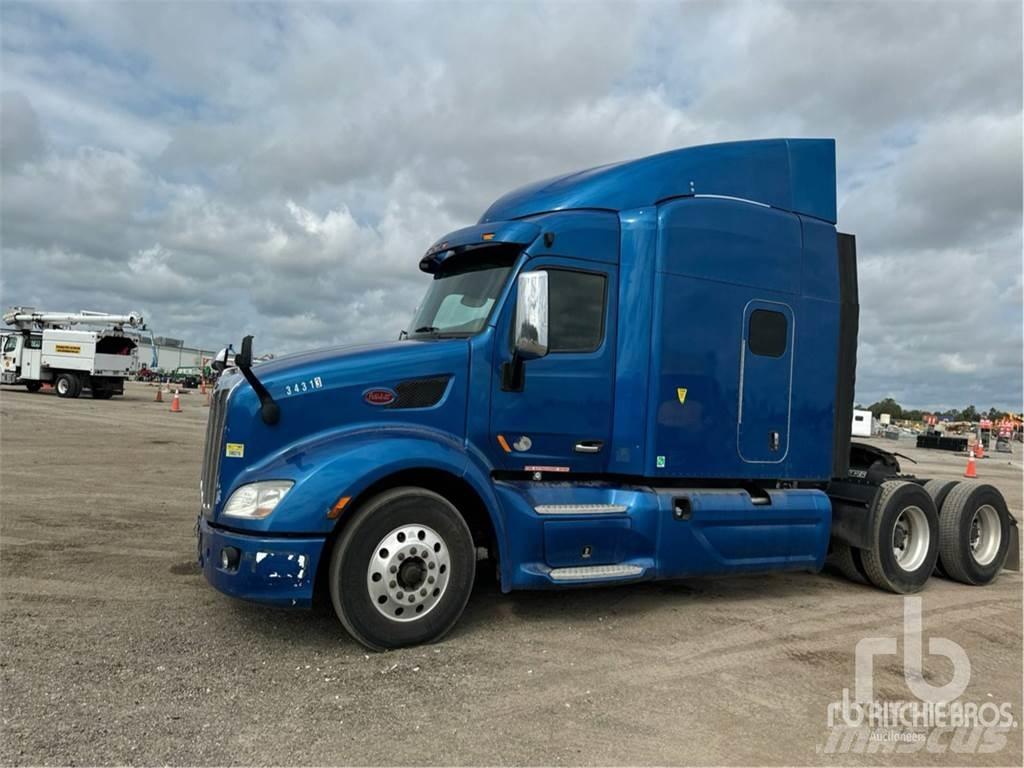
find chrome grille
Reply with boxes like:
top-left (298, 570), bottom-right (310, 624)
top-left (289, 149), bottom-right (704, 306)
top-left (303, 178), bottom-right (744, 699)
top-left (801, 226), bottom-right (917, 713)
top-left (200, 387), bottom-right (230, 516)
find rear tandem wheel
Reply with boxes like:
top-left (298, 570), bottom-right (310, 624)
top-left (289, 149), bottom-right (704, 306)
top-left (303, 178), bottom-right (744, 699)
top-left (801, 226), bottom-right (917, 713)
top-left (859, 480), bottom-right (940, 594)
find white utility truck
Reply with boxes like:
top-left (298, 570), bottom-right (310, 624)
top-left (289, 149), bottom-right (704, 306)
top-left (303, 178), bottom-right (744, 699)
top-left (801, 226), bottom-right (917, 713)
top-left (1, 307), bottom-right (145, 399)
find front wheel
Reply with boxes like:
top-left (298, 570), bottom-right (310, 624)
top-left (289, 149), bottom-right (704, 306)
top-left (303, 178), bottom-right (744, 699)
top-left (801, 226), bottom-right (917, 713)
top-left (860, 480), bottom-right (939, 594)
top-left (329, 487), bottom-right (476, 650)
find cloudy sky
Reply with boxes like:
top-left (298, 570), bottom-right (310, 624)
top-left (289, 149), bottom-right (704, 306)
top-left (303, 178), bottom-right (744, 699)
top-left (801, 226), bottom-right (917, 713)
top-left (0, 1), bottom-right (1021, 410)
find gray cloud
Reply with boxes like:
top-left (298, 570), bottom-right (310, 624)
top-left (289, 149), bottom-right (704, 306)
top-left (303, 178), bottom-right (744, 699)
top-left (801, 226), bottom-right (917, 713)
top-left (0, 0), bottom-right (1021, 410)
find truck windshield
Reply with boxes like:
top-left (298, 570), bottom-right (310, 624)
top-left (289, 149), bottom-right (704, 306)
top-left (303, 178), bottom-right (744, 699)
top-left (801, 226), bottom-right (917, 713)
top-left (409, 257), bottom-right (513, 338)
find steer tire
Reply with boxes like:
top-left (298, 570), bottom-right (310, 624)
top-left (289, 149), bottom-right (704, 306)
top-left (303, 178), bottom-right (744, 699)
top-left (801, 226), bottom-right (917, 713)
top-left (860, 480), bottom-right (939, 594)
top-left (830, 541), bottom-right (869, 585)
top-left (938, 482), bottom-right (1011, 586)
top-left (55, 373), bottom-right (79, 399)
top-left (329, 487), bottom-right (476, 651)
top-left (923, 479), bottom-right (959, 578)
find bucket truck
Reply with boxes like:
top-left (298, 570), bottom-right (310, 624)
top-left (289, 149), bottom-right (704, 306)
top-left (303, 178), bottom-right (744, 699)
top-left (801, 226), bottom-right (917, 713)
top-left (1, 307), bottom-right (145, 399)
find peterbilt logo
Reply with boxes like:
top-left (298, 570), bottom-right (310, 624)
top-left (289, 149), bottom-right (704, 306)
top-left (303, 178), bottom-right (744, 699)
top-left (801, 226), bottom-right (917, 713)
top-left (363, 388), bottom-right (396, 406)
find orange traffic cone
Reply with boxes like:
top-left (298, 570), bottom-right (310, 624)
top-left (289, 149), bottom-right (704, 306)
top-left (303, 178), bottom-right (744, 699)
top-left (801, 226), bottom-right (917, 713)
top-left (154, 387), bottom-right (163, 403)
top-left (170, 390), bottom-right (182, 413)
top-left (975, 439), bottom-right (985, 459)
top-left (964, 450), bottom-right (977, 478)
top-left (200, 380), bottom-right (207, 395)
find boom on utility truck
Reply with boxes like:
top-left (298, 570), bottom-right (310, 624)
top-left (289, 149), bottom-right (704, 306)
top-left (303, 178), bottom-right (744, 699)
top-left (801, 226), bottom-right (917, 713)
top-left (1, 308), bottom-right (144, 399)
top-left (196, 139), bottom-right (1018, 650)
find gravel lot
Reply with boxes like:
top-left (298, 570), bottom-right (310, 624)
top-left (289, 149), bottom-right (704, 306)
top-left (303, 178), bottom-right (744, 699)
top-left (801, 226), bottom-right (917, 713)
top-left (2, 382), bottom-right (1021, 766)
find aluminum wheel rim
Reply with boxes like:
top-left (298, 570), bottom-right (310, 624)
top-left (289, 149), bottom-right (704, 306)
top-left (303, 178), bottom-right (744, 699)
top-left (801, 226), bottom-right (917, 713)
top-left (892, 505), bottom-right (929, 572)
top-left (969, 505), bottom-right (1001, 566)
top-left (57, 378), bottom-right (69, 395)
top-left (366, 524), bottom-right (451, 622)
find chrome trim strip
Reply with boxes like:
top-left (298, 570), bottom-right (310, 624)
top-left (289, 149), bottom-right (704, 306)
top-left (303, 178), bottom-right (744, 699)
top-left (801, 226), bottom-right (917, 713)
top-left (535, 504), bottom-right (629, 515)
top-left (549, 564), bottom-right (644, 581)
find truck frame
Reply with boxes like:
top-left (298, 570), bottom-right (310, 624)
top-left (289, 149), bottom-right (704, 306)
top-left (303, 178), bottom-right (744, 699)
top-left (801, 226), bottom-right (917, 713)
top-left (196, 139), bottom-right (1018, 650)
top-left (1, 308), bottom-right (145, 399)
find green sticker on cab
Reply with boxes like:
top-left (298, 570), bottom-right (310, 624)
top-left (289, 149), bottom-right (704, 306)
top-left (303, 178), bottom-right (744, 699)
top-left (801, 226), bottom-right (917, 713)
top-left (225, 443), bottom-right (244, 458)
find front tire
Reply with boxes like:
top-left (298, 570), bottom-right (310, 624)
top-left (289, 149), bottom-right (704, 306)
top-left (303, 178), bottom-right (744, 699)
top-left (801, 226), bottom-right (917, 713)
top-left (938, 482), bottom-right (1011, 585)
top-left (860, 480), bottom-right (939, 594)
top-left (329, 487), bottom-right (476, 650)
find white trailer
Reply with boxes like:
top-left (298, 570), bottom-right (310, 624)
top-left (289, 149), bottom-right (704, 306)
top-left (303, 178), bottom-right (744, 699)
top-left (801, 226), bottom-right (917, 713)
top-left (851, 408), bottom-right (873, 437)
top-left (1, 307), bottom-right (145, 399)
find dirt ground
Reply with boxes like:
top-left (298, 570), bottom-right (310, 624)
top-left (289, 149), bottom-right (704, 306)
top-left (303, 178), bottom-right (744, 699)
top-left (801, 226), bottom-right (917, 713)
top-left (1, 382), bottom-right (1021, 766)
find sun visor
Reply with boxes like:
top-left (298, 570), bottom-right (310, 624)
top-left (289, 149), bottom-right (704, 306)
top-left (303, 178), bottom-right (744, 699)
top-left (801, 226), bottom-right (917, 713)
top-left (419, 221), bottom-right (541, 273)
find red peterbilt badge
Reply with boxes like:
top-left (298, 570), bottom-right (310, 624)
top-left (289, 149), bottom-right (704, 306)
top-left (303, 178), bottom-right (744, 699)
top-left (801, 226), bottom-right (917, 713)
top-left (363, 388), bottom-right (396, 406)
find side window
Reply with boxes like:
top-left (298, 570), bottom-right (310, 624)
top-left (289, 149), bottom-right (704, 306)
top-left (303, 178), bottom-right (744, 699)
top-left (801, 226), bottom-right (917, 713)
top-left (547, 269), bottom-right (606, 353)
top-left (3, 336), bottom-right (17, 352)
top-left (26, 336), bottom-right (42, 350)
top-left (747, 309), bottom-right (788, 357)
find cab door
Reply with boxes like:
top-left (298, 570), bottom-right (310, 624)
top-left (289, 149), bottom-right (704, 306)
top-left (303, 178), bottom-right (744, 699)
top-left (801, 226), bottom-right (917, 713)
top-left (490, 259), bottom-right (616, 473)
top-left (1, 335), bottom-right (22, 380)
top-left (737, 300), bottom-right (794, 463)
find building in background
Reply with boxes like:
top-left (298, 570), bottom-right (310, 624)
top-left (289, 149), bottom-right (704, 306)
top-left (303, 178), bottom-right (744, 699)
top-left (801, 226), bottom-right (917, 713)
top-left (135, 336), bottom-right (217, 371)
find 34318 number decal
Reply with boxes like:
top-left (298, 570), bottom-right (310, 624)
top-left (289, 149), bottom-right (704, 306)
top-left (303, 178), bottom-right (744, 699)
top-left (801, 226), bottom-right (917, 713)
top-left (284, 377), bottom-right (323, 396)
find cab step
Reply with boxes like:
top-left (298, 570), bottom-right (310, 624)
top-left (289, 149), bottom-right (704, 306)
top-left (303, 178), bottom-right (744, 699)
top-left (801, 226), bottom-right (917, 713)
top-left (549, 564), bottom-right (644, 582)
top-left (535, 503), bottom-right (628, 515)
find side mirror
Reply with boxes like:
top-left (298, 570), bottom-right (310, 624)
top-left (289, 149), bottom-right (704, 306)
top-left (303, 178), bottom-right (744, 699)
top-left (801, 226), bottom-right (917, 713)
top-left (503, 271), bottom-right (548, 392)
top-left (513, 271), bottom-right (549, 360)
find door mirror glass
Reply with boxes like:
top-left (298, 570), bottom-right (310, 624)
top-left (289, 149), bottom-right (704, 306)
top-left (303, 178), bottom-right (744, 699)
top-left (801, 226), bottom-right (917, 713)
top-left (514, 271), bottom-right (549, 360)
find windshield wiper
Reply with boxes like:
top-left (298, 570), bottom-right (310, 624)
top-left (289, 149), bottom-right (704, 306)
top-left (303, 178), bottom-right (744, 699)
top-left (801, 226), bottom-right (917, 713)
top-left (414, 325), bottom-right (440, 334)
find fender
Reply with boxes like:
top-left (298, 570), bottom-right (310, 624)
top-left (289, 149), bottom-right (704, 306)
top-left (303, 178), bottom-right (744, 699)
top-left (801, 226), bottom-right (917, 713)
top-left (216, 423), bottom-right (510, 572)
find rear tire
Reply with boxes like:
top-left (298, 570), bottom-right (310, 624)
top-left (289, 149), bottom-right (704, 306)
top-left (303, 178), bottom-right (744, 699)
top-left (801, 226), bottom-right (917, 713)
top-left (923, 479), bottom-right (958, 577)
top-left (91, 387), bottom-right (114, 399)
top-left (329, 487), bottom-right (476, 651)
top-left (830, 541), bottom-right (869, 585)
top-left (860, 480), bottom-right (939, 594)
top-left (25, 381), bottom-right (42, 393)
top-left (938, 482), bottom-right (1011, 585)
top-left (55, 373), bottom-right (79, 398)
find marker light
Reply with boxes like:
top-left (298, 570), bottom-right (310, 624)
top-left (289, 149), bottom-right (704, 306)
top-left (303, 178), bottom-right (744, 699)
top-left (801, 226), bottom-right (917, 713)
top-left (222, 481), bottom-right (294, 519)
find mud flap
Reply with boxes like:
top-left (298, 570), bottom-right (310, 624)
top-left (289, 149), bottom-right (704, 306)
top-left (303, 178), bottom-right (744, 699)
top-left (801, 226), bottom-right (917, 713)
top-left (1004, 520), bottom-right (1020, 572)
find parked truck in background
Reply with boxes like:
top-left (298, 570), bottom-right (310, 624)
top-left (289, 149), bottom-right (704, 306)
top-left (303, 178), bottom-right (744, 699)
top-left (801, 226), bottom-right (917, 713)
top-left (1, 308), bottom-right (144, 399)
top-left (196, 139), bottom-right (1018, 650)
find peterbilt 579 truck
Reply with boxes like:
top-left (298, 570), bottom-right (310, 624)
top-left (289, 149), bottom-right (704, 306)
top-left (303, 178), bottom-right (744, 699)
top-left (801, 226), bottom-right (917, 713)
top-left (197, 139), bottom-right (1017, 650)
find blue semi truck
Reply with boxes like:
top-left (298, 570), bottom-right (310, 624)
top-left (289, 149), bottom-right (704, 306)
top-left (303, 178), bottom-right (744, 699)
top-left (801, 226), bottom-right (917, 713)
top-left (197, 139), bottom-right (1017, 650)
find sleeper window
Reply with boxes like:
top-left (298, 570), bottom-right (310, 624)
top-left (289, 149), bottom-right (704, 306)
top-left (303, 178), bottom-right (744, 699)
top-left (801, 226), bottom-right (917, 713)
top-left (547, 269), bottom-right (606, 353)
top-left (747, 309), bottom-right (788, 357)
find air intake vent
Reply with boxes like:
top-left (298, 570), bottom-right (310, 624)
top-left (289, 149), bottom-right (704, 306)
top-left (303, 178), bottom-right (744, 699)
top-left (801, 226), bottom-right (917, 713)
top-left (387, 375), bottom-right (451, 409)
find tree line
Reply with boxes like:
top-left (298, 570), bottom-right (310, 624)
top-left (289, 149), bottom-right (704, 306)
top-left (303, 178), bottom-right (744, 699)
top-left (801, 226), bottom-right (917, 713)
top-left (854, 398), bottom-right (1017, 423)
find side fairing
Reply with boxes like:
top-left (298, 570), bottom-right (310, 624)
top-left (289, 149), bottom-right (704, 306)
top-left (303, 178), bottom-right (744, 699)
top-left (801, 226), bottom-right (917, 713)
top-left (646, 197), bottom-right (840, 481)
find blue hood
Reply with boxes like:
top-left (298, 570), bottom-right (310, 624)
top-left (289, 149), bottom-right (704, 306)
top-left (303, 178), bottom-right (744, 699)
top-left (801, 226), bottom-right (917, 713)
top-left (214, 339), bottom-right (471, 514)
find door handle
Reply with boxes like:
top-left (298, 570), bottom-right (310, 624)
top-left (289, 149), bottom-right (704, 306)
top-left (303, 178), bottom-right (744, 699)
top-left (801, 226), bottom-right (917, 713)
top-left (574, 441), bottom-right (603, 454)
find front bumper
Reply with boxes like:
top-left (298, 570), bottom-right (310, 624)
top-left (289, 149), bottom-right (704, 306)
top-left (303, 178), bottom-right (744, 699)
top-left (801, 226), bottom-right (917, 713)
top-left (197, 517), bottom-right (326, 608)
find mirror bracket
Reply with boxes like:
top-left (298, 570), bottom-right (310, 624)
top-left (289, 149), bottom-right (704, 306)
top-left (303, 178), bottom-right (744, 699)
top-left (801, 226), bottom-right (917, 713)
top-left (501, 353), bottom-right (525, 392)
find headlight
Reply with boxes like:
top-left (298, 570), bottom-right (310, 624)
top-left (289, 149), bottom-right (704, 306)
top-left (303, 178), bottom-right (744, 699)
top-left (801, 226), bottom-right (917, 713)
top-left (222, 481), bottom-right (294, 519)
